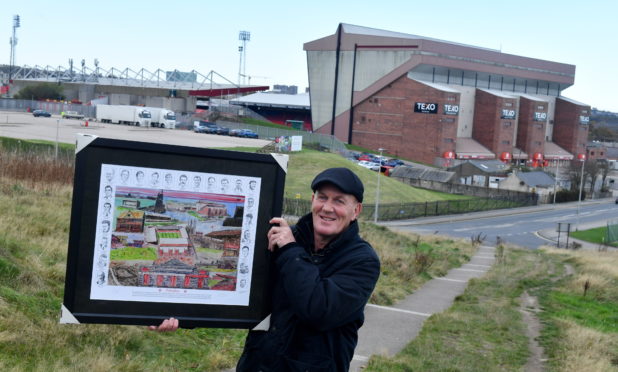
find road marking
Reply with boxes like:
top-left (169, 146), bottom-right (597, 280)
top-left (353, 355), bottom-right (370, 362)
top-left (435, 277), bottom-right (467, 283)
top-left (453, 268), bottom-right (486, 273)
top-left (464, 264), bottom-right (492, 268)
top-left (366, 304), bottom-right (431, 317)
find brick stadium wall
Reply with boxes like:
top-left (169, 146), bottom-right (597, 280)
top-left (473, 90), bottom-right (517, 157)
top-left (351, 77), bottom-right (458, 164)
top-left (517, 97), bottom-right (547, 158)
top-left (554, 97), bottom-right (590, 156)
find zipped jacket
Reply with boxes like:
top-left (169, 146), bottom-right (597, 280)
top-left (237, 213), bottom-right (380, 371)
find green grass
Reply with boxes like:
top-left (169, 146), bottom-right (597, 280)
top-left (545, 291), bottom-right (618, 333)
top-left (570, 226), bottom-right (618, 246)
top-left (283, 150), bottom-right (467, 203)
top-left (110, 247), bottom-right (157, 261)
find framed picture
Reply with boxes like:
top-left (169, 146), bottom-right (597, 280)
top-left (61, 135), bottom-right (287, 328)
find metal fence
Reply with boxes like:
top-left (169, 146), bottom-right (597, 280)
top-left (0, 98), bottom-right (95, 117)
top-left (283, 194), bottom-right (538, 221)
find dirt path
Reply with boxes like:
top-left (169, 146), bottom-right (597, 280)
top-left (518, 263), bottom-right (574, 371)
top-left (519, 290), bottom-right (546, 372)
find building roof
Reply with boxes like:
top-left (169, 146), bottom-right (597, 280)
top-left (455, 138), bottom-right (495, 159)
top-left (390, 166), bottom-right (455, 183)
top-left (557, 96), bottom-right (589, 107)
top-left (517, 171), bottom-right (555, 188)
top-left (230, 92), bottom-right (310, 109)
top-left (467, 160), bottom-right (511, 173)
top-left (415, 79), bottom-right (461, 93)
top-left (544, 142), bottom-right (573, 160)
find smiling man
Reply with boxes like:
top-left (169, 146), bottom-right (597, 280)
top-left (237, 167), bottom-right (381, 371)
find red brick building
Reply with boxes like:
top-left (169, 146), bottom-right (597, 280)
top-left (304, 24), bottom-right (590, 166)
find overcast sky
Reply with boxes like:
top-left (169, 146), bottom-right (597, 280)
top-left (2, 0), bottom-right (616, 112)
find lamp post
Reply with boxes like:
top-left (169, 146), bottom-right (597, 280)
top-left (553, 160), bottom-right (559, 205)
top-left (576, 153), bottom-right (586, 231)
top-left (374, 147), bottom-right (385, 223)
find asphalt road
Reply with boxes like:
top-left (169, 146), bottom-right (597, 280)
top-left (381, 199), bottom-right (618, 249)
top-left (0, 111), bottom-right (271, 149)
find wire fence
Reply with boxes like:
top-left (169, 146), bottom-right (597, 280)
top-left (283, 194), bottom-right (538, 221)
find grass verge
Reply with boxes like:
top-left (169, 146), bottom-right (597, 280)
top-left (364, 245), bottom-right (618, 372)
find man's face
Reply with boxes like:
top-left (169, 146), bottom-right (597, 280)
top-left (249, 181), bottom-right (256, 190)
top-left (311, 184), bottom-right (361, 242)
top-left (179, 175), bottom-right (187, 185)
top-left (165, 174), bottom-right (172, 183)
top-left (121, 170), bottom-right (129, 181)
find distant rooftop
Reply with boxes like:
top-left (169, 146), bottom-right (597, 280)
top-left (230, 92), bottom-right (310, 109)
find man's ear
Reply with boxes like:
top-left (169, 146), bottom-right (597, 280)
top-left (353, 203), bottom-right (362, 220)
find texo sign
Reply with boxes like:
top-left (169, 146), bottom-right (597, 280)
top-left (443, 104), bottom-right (459, 115)
top-left (414, 102), bottom-right (438, 114)
top-left (501, 109), bottom-right (516, 119)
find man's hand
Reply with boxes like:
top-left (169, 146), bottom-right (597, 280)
top-left (148, 317), bottom-right (179, 332)
top-left (267, 217), bottom-right (295, 252)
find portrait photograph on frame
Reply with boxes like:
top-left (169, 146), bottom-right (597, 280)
top-left (61, 135), bottom-right (287, 329)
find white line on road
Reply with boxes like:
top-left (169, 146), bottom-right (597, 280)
top-left (353, 355), bottom-right (370, 362)
top-left (366, 304), bottom-right (431, 317)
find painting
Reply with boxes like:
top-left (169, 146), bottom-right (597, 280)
top-left (62, 136), bottom-right (286, 328)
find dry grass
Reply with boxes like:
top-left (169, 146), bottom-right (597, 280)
top-left (553, 319), bottom-right (618, 372)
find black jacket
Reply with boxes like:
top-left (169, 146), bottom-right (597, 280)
top-left (237, 213), bottom-right (380, 372)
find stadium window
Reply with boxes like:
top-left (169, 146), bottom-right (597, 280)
top-left (501, 140), bottom-right (510, 145)
top-left (503, 122), bottom-right (512, 127)
top-left (444, 138), bottom-right (454, 143)
top-left (537, 105), bottom-right (545, 110)
top-left (504, 102), bottom-right (513, 107)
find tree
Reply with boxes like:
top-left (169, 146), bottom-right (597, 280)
top-left (599, 159), bottom-right (610, 192)
top-left (584, 159), bottom-right (600, 195)
top-left (569, 160), bottom-right (586, 192)
top-left (14, 82), bottom-right (65, 101)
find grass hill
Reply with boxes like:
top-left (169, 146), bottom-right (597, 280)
top-left (283, 149), bottom-right (466, 203)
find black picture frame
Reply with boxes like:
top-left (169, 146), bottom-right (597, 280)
top-left (62, 137), bottom-right (286, 329)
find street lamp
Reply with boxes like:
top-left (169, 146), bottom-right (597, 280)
top-left (576, 153), bottom-right (586, 231)
top-left (374, 148), bottom-right (385, 223)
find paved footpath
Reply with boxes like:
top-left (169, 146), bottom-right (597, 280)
top-left (349, 245), bottom-right (496, 371)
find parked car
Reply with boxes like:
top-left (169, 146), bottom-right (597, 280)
top-left (62, 111), bottom-right (84, 119)
top-left (215, 125), bottom-right (230, 135)
top-left (358, 160), bottom-right (380, 171)
top-left (238, 129), bottom-right (258, 138)
top-left (194, 121), bottom-right (218, 134)
top-left (230, 129), bottom-right (259, 138)
top-left (32, 110), bottom-right (51, 117)
top-left (229, 128), bottom-right (242, 137)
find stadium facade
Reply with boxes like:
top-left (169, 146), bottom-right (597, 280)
top-left (304, 24), bottom-right (590, 166)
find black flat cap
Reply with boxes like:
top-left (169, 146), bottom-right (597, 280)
top-left (311, 167), bottom-right (364, 202)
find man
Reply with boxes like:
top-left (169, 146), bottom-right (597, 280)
top-left (152, 168), bottom-right (380, 371)
top-left (237, 167), bottom-right (380, 371)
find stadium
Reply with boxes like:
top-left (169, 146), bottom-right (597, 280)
top-left (304, 23), bottom-right (590, 167)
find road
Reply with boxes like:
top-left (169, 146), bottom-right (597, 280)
top-left (381, 199), bottom-right (618, 249)
top-left (0, 111), bottom-right (271, 149)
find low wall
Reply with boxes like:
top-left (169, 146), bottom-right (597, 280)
top-left (393, 177), bottom-right (537, 202)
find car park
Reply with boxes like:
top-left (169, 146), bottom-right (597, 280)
top-left (32, 110), bottom-right (51, 117)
